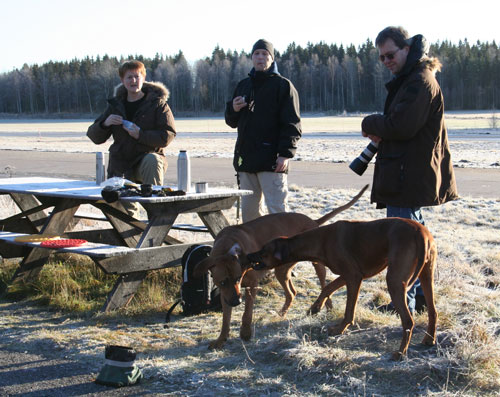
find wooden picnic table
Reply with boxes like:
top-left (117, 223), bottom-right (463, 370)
top-left (0, 177), bottom-right (250, 311)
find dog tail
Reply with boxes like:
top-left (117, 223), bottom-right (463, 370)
top-left (408, 229), bottom-right (433, 287)
top-left (315, 184), bottom-right (369, 225)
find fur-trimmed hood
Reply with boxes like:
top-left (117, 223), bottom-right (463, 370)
top-left (399, 34), bottom-right (442, 76)
top-left (421, 57), bottom-right (442, 74)
top-left (113, 81), bottom-right (170, 105)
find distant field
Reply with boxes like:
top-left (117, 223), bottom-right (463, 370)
top-left (0, 111), bottom-right (498, 134)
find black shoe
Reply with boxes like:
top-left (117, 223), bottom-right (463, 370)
top-left (415, 295), bottom-right (427, 313)
top-left (377, 303), bottom-right (397, 314)
top-left (377, 303), bottom-right (415, 316)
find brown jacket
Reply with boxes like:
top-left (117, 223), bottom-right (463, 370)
top-left (87, 81), bottom-right (176, 179)
top-left (362, 57), bottom-right (458, 208)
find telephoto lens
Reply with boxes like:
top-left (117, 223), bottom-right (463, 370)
top-left (349, 141), bottom-right (379, 176)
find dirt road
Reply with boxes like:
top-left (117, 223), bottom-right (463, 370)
top-left (0, 150), bottom-right (498, 198)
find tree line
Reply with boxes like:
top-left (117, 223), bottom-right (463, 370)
top-left (0, 39), bottom-right (499, 116)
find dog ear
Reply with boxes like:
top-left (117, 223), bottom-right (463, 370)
top-left (228, 243), bottom-right (242, 257)
top-left (193, 257), bottom-right (216, 277)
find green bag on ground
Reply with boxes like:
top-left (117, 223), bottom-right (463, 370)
top-left (95, 345), bottom-right (143, 387)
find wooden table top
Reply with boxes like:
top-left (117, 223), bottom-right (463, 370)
top-left (0, 177), bottom-right (251, 203)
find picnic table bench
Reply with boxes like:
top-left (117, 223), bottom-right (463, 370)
top-left (0, 177), bottom-right (251, 311)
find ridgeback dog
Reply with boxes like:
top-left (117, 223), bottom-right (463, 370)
top-left (247, 217), bottom-right (438, 360)
top-left (193, 185), bottom-right (368, 349)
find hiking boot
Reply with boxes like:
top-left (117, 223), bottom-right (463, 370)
top-left (377, 303), bottom-right (397, 314)
top-left (377, 303), bottom-right (414, 316)
top-left (415, 295), bottom-right (427, 313)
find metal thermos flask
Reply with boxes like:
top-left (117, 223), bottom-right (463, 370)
top-left (96, 152), bottom-right (105, 185)
top-left (177, 150), bottom-right (191, 192)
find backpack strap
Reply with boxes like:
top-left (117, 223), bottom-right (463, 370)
top-left (183, 244), bottom-right (212, 282)
top-left (164, 299), bottom-right (182, 325)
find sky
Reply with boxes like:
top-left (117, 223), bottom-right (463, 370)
top-left (1, 0), bottom-right (498, 73)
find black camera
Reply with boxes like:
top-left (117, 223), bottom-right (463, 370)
top-left (349, 141), bottom-right (379, 176)
top-left (101, 185), bottom-right (141, 203)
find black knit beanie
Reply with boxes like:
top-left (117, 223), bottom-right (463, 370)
top-left (252, 39), bottom-right (274, 60)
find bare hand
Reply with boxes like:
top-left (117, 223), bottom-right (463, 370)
top-left (232, 96), bottom-right (248, 112)
top-left (274, 156), bottom-right (289, 173)
top-left (123, 122), bottom-right (140, 139)
top-left (103, 114), bottom-right (123, 127)
top-left (362, 131), bottom-right (382, 143)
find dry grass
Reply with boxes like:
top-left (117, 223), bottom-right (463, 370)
top-left (1, 186), bottom-right (499, 396)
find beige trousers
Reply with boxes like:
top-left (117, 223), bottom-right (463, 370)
top-left (122, 153), bottom-right (166, 219)
top-left (239, 171), bottom-right (288, 223)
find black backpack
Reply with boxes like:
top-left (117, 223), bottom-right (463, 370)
top-left (165, 244), bottom-right (221, 324)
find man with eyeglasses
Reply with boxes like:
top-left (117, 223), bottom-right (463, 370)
top-left (361, 26), bottom-right (458, 314)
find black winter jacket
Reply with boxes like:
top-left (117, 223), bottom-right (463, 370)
top-left (225, 62), bottom-right (301, 173)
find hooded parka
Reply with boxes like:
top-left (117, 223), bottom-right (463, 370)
top-left (362, 35), bottom-right (458, 208)
top-left (87, 81), bottom-right (176, 179)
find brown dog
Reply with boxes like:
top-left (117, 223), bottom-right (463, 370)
top-left (193, 185), bottom-right (368, 349)
top-left (247, 218), bottom-right (437, 360)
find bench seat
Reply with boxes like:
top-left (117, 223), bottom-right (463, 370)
top-left (0, 231), bottom-right (136, 258)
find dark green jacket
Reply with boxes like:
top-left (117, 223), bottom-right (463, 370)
top-left (225, 62), bottom-right (301, 173)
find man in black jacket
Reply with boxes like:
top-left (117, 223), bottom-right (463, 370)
top-left (225, 39), bottom-right (302, 222)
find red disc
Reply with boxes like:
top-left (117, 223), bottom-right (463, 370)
top-left (40, 239), bottom-right (87, 248)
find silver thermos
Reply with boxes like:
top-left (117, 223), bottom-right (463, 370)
top-left (177, 150), bottom-right (191, 192)
top-left (96, 152), bottom-right (106, 185)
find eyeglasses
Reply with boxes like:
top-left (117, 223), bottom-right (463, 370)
top-left (379, 48), bottom-right (401, 62)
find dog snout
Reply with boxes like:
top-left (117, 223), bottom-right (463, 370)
top-left (247, 253), bottom-right (271, 271)
top-left (246, 252), bottom-right (260, 263)
top-left (247, 252), bottom-right (267, 270)
top-left (252, 262), bottom-right (268, 271)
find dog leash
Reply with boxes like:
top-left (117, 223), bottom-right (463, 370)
top-left (235, 172), bottom-right (241, 224)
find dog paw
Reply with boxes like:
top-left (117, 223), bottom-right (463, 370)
top-left (208, 339), bottom-right (226, 350)
top-left (307, 304), bottom-right (321, 316)
top-left (327, 325), bottom-right (344, 336)
top-left (421, 335), bottom-right (436, 346)
top-left (390, 351), bottom-right (404, 361)
top-left (279, 307), bottom-right (289, 317)
top-left (327, 323), bottom-right (352, 336)
top-left (240, 326), bottom-right (252, 341)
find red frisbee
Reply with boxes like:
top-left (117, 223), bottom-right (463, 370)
top-left (40, 239), bottom-right (87, 248)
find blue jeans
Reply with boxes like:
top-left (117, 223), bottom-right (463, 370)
top-left (386, 205), bottom-right (425, 313)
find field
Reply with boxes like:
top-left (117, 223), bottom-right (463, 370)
top-left (0, 113), bottom-right (499, 395)
top-left (0, 112), bottom-right (499, 168)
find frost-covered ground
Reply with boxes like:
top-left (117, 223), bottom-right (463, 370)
top-left (1, 186), bottom-right (499, 396)
top-left (0, 114), bottom-right (499, 395)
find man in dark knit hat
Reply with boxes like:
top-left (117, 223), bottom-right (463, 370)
top-left (225, 39), bottom-right (301, 222)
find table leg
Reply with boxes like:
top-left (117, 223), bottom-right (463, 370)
top-left (198, 210), bottom-right (230, 237)
top-left (12, 199), bottom-right (80, 282)
top-left (101, 212), bottom-right (178, 311)
top-left (9, 193), bottom-right (49, 232)
top-left (94, 202), bottom-right (143, 248)
top-left (101, 271), bottom-right (147, 311)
